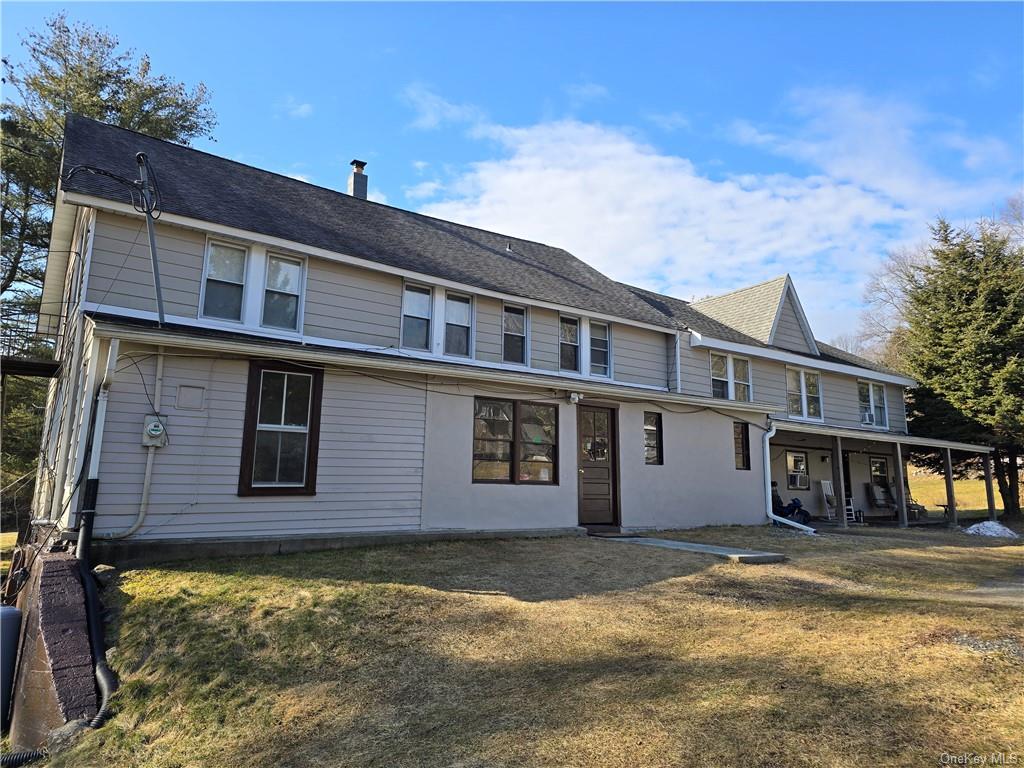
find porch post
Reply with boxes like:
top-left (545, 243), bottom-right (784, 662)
top-left (943, 448), bottom-right (958, 527)
top-left (832, 435), bottom-right (847, 528)
top-left (894, 443), bottom-right (908, 528)
top-left (983, 453), bottom-right (997, 522)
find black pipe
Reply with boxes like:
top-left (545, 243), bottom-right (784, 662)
top-left (74, 505), bottom-right (118, 729)
top-left (0, 749), bottom-right (46, 766)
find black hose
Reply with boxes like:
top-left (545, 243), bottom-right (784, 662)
top-left (74, 506), bottom-right (118, 729)
top-left (0, 749), bottom-right (47, 766)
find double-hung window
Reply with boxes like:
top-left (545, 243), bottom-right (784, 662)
top-left (262, 254), bottom-right (303, 330)
top-left (472, 398), bottom-right (558, 484)
top-left (559, 317), bottom-right (580, 372)
top-left (590, 322), bottom-right (611, 377)
top-left (786, 450), bottom-right (809, 490)
top-left (239, 361), bottom-right (323, 496)
top-left (710, 353), bottom-right (752, 402)
top-left (643, 412), bottom-right (663, 465)
top-left (502, 305), bottom-right (527, 364)
top-left (402, 285), bottom-right (432, 351)
top-left (786, 368), bottom-right (822, 420)
top-left (858, 381), bottom-right (888, 427)
top-left (444, 293), bottom-right (472, 356)
top-left (202, 241), bottom-right (247, 321)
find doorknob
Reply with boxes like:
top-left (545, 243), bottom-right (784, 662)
top-left (578, 469), bottom-right (585, 475)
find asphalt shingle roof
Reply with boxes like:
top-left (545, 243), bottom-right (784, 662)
top-left (60, 114), bottom-right (673, 329)
top-left (689, 276), bottom-right (789, 344)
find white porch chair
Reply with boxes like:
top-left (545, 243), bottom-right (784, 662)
top-left (820, 480), bottom-right (858, 524)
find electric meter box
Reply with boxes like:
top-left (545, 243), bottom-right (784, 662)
top-left (142, 415), bottom-right (168, 447)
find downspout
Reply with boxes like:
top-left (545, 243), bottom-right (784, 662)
top-left (762, 420), bottom-right (816, 534)
top-left (98, 346), bottom-right (163, 540)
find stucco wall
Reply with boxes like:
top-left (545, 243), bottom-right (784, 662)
top-left (420, 384), bottom-right (579, 531)
top-left (616, 403), bottom-right (768, 529)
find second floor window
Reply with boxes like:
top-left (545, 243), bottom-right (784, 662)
top-left (402, 285), bottom-right (432, 350)
top-left (590, 322), bottom-right (610, 376)
top-left (710, 353), bottom-right (752, 402)
top-left (444, 294), bottom-right (472, 356)
top-left (503, 305), bottom-right (527, 364)
top-left (858, 381), bottom-right (888, 427)
top-left (786, 368), bottom-right (822, 420)
top-left (202, 241), bottom-right (247, 321)
top-left (262, 254), bottom-right (302, 330)
top-left (560, 317), bottom-right (580, 372)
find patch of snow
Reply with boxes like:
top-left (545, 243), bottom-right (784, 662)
top-left (963, 521), bottom-right (1020, 539)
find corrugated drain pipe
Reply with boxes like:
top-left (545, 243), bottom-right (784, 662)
top-left (762, 421), bottom-right (816, 534)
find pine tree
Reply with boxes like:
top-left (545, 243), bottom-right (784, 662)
top-left (903, 220), bottom-right (1024, 518)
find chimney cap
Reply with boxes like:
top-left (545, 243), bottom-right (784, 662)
top-left (350, 159), bottom-right (367, 173)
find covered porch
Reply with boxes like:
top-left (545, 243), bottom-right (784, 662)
top-left (768, 421), bottom-right (996, 529)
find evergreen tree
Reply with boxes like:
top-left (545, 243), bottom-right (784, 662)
top-left (903, 219), bottom-right (1024, 518)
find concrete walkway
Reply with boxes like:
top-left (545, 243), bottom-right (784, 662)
top-left (601, 537), bottom-right (786, 564)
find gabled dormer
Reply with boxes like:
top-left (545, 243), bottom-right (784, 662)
top-left (767, 276), bottom-right (818, 355)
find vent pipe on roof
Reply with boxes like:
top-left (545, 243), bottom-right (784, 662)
top-left (348, 159), bottom-right (368, 200)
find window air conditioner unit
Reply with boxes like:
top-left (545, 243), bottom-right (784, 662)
top-left (861, 412), bottom-right (875, 425)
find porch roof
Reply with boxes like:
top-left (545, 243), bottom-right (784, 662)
top-left (771, 419), bottom-right (992, 454)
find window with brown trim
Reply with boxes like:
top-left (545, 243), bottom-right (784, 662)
top-left (472, 398), bottom-right (558, 484)
top-left (733, 422), bottom-right (750, 470)
top-left (239, 360), bottom-right (323, 496)
top-left (643, 412), bottom-right (663, 465)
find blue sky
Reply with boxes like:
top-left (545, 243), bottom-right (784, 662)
top-left (3, 2), bottom-right (1022, 338)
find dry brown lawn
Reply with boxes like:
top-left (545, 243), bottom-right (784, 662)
top-left (54, 526), bottom-right (1023, 768)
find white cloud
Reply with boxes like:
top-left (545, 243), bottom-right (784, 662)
top-left (416, 88), bottom-right (1016, 339)
top-left (401, 83), bottom-right (484, 130)
top-left (277, 95), bottom-right (313, 119)
top-left (646, 111), bottom-right (690, 132)
top-left (286, 172), bottom-right (313, 183)
top-left (367, 188), bottom-right (388, 205)
top-left (413, 160), bottom-right (430, 173)
top-left (404, 180), bottom-right (443, 200)
top-left (565, 82), bottom-right (610, 108)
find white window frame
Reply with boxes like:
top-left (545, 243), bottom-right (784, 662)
top-left (589, 321), bottom-right (611, 378)
top-left (502, 303), bottom-right (529, 366)
top-left (252, 369), bottom-right (313, 488)
top-left (443, 291), bottom-right (474, 358)
top-left (199, 238), bottom-right (249, 324)
top-left (858, 380), bottom-right (889, 428)
top-left (260, 251), bottom-right (306, 333)
top-left (786, 450), bottom-right (810, 490)
top-left (559, 314), bottom-right (581, 373)
top-left (786, 366), bottom-right (824, 422)
top-left (709, 352), bottom-right (752, 402)
top-left (400, 282), bottom-right (433, 352)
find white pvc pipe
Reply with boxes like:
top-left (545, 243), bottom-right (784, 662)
top-left (762, 422), bottom-right (816, 534)
top-left (86, 338), bottom-right (120, 483)
top-left (99, 346), bottom-right (163, 540)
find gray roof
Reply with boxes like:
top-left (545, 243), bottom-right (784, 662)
top-left (60, 114), bottom-right (673, 329)
top-left (690, 275), bottom-right (789, 343)
top-left (623, 282), bottom-right (904, 377)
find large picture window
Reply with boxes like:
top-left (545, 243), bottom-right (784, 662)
top-left (503, 305), bottom-right (527, 364)
top-left (473, 398), bottom-right (558, 484)
top-left (202, 241), bottom-right (247, 321)
top-left (402, 285), bottom-right (432, 351)
top-left (239, 361), bottom-right (323, 496)
top-left (858, 381), bottom-right (888, 427)
top-left (786, 368), bottom-right (822, 420)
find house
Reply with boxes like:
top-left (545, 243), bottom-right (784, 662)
top-left (30, 114), bottom-right (995, 550)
